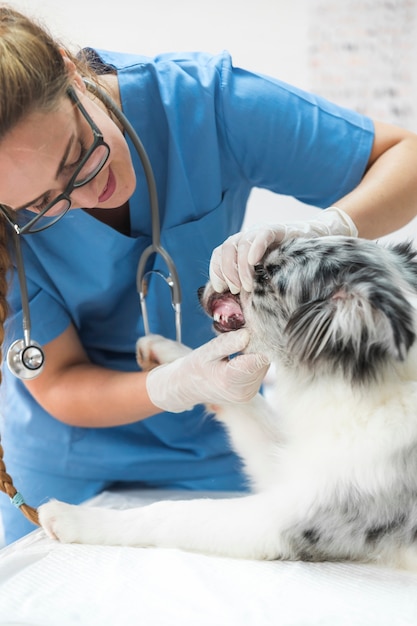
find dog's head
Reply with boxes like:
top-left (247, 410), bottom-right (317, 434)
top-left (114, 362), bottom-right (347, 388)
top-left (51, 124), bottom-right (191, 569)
top-left (200, 236), bottom-right (417, 383)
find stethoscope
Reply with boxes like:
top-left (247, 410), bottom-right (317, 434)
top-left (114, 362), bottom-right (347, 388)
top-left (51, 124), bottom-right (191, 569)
top-left (7, 79), bottom-right (182, 381)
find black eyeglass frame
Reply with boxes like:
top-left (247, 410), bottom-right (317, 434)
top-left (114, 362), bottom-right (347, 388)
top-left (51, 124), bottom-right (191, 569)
top-left (0, 86), bottom-right (110, 235)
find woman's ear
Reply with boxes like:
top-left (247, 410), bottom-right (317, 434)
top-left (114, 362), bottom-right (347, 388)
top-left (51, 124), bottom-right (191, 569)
top-left (59, 48), bottom-right (86, 92)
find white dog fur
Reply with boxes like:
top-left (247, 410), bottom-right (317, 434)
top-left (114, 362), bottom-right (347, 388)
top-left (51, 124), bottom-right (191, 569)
top-left (39, 236), bottom-right (417, 570)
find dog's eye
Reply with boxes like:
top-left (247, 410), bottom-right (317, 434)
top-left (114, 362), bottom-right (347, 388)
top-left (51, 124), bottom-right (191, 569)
top-left (254, 264), bottom-right (269, 281)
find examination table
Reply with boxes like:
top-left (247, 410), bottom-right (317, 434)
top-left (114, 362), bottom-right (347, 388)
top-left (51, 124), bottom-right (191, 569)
top-left (1, 487), bottom-right (417, 625)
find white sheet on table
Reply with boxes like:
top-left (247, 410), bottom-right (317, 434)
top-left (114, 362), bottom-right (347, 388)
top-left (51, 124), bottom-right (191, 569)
top-left (0, 489), bottom-right (417, 626)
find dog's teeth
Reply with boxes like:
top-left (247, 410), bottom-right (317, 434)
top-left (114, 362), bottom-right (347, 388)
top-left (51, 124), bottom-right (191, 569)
top-left (213, 312), bottom-right (221, 322)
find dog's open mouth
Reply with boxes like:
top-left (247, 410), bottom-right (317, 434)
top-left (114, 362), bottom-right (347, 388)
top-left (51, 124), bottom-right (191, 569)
top-left (207, 293), bottom-right (245, 333)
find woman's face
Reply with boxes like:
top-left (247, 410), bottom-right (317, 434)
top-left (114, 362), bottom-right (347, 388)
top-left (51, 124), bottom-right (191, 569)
top-left (0, 87), bottom-right (136, 217)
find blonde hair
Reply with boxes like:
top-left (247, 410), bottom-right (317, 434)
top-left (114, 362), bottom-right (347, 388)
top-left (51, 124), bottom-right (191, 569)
top-left (0, 5), bottom-right (98, 528)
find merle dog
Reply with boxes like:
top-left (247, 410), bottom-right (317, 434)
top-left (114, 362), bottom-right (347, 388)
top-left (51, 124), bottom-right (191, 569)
top-left (39, 236), bottom-right (417, 570)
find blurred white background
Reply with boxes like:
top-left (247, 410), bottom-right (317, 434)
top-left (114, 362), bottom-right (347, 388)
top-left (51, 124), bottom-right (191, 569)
top-left (1, 0), bottom-right (417, 544)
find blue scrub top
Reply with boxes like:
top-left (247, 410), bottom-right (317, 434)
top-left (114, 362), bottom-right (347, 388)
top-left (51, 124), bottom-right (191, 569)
top-left (1, 50), bottom-right (374, 488)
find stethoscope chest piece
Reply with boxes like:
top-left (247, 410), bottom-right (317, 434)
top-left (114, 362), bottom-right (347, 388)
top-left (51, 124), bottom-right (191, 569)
top-left (7, 339), bottom-right (45, 380)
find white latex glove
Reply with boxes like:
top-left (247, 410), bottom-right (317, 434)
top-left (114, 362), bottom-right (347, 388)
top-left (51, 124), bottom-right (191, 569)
top-left (210, 206), bottom-right (358, 293)
top-left (146, 329), bottom-right (270, 413)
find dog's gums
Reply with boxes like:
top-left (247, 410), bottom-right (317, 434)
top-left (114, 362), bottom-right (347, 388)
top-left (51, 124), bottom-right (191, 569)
top-left (208, 293), bottom-right (245, 332)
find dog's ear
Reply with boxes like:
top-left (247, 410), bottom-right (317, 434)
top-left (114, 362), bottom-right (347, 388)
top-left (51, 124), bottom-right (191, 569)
top-left (390, 241), bottom-right (417, 291)
top-left (285, 283), bottom-right (416, 382)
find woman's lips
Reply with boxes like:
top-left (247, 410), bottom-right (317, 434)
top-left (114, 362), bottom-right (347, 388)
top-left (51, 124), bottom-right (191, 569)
top-left (98, 167), bottom-right (116, 203)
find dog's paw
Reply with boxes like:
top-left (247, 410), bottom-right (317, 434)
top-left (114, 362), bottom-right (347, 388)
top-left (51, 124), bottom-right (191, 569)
top-left (136, 334), bottom-right (192, 370)
top-left (38, 500), bottom-right (94, 544)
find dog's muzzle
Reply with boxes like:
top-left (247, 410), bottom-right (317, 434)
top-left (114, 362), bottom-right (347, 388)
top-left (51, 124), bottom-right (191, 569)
top-left (205, 292), bottom-right (246, 333)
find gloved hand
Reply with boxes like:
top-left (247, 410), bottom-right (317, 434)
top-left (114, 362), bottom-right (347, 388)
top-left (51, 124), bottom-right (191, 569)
top-left (146, 329), bottom-right (270, 413)
top-left (209, 206), bottom-right (358, 293)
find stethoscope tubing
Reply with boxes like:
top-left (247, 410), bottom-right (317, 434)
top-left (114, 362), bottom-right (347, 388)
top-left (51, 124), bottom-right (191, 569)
top-left (12, 230), bottom-right (31, 347)
top-left (84, 80), bottom-right (182, 343)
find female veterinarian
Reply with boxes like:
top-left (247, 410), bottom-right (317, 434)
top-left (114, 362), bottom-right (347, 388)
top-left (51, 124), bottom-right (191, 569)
top-left (1, 5), bottom-right (417, 546)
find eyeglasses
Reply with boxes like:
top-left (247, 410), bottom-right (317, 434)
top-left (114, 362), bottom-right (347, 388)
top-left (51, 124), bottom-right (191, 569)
top-left (0, 86), bottom-right (110, 235)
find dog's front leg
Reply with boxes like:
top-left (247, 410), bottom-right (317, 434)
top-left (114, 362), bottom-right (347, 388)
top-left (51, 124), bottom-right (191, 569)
top-left (38, 493), bottom-right (286, 560)
top-left (212, 395), bottom-right (280, 490)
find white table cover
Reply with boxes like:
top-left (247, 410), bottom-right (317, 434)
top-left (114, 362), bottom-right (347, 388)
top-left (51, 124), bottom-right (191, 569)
top-left (1, 489), bottom-right (417, 626)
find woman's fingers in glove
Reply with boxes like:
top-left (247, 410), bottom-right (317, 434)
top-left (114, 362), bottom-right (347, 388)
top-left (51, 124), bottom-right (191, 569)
top-left (228, 351), bottom-right (270, 375)
top-left (209, 227), bottom-right (285, 294)
top-left (246, 226), bottom-right (286, 266)
top-left (207, 332), bottom-right (270, 403)
top-left (222, 352), bottom-right (270, 403)
top-left (200, 331), bottom-right (270, 404)
top-left (209, 208), bottom-right (358, 296)
top-left (209, 230), bottom-right (270, 294)
top-left (146, 329), bottom-right (271, 412)
top-left (199, 328), bottom-right (251, 361)
top-left (209, 233), bottom-right (243, 294)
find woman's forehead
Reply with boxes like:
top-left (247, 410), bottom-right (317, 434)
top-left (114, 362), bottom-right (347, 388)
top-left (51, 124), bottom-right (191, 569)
top-left (0, 99), bottom-right (75, 209)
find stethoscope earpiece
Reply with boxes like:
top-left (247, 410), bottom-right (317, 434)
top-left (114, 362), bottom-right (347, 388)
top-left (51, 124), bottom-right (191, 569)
top-left (7, 338), bottom-right (45, 380)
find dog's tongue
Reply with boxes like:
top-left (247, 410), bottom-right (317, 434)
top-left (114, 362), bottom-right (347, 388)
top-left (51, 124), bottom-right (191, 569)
top-left (210, 294), bottom-right (245, 332)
